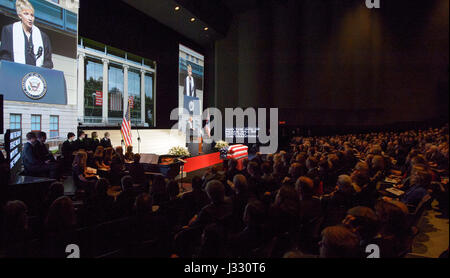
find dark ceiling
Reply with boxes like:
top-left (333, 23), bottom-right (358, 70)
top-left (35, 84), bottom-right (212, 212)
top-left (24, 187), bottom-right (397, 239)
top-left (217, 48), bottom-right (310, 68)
top-left (121, 0), bottom-right (275, 46)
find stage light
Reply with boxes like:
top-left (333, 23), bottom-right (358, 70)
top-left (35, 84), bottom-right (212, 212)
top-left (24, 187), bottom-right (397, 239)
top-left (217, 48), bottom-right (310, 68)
top-left (174, 6), bottom-right (180, 11)
top-left (190, 17), bottom-right (196, 22)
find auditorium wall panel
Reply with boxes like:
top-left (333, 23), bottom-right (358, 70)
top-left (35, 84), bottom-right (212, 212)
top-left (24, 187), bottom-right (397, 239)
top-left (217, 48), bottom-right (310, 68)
top-left (215, 0), bottom-right (449, 128)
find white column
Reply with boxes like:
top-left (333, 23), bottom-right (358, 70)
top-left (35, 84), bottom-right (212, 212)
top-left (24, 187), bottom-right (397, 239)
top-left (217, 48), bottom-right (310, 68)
top-left (123, 65), bottom-right (129, 118)
top-left (140, 69), bottom-right (146, 124)
top-left (77, 52), bottom-right (85, 122)
top-left (102, 58), bottom-right (109, 124)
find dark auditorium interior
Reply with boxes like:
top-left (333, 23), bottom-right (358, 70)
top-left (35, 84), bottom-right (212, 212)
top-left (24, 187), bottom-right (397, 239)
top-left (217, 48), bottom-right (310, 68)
top-left (0, 0), bottom-right (448, 260)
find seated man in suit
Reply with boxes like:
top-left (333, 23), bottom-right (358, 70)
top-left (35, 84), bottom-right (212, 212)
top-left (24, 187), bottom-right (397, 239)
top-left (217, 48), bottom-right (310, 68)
top-left (35, 131), bottom-right (55, 162)
top-left (100, 132), bottom-right (112, 148)
top-left (22, 132), bottom-right (58, 178)
top-left (0, 0), bottom-right (53, 68)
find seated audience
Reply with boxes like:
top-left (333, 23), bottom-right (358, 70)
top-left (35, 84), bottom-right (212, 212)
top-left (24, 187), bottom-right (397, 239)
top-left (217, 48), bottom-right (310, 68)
top-left (181, 176), bottom-right (209, 223)
top-left (72, 151), bottom-right (97, 193)
top-left (1, 200), bottom-right (29, 257)
top-left (319, 225), bottom-right (361, 258)
top-left (92, 146), bottom-right (109, 170)
top-left (124, 145), bottom-right (134, 161)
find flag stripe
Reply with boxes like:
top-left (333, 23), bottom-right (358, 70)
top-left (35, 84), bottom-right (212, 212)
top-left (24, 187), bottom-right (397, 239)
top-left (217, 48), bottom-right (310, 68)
top-left (121, 98), bottom-right (132, 146)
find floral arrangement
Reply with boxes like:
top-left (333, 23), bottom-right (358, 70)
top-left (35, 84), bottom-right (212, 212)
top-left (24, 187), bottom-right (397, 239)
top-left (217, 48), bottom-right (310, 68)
top-left (168, 146), bottom-right (190, 157)
top-left (215, 140), bottom-right (229, 150)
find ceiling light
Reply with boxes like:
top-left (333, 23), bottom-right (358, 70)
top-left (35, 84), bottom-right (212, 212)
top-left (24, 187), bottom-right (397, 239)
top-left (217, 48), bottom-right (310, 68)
top-left (190, 17), bottom-right (196, 22)
top-left (203, 27), bottom-right (208, 31)
top-left (175, 6), bottom-right (180, 11)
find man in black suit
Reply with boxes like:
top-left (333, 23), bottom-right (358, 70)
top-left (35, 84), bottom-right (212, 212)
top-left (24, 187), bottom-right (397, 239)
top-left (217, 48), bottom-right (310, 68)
top-left (100, 132), bottom-right (112, 148)
top-left (73, 131), bottom-right (86, 151)
top-left (0, 0), bottom-right (53, 68)
top-left (35, 132), bottom-right (54, 162)
top-left (183, 64), bottom-right (196, 97)
top-left (61, 132), bottom-right (76, 170)
top-left (88, 131), bottom-right (100, 152)
top-left (22, 132), bottom-right (58, 178)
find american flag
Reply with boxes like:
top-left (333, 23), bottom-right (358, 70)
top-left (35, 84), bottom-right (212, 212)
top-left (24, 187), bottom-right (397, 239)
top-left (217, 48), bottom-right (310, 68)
top-left (95, 91), bottom-right (103, 106)
top-left (121, 99), bottom-right (132, 146)
top-left (109, 92), bottom-right (123, 111)
top-left (129, 96), bottom-right (134, 109)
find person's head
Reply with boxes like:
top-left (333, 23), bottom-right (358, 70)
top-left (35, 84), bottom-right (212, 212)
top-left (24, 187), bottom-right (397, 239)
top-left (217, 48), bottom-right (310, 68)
top-left (295, 176), bottom-right (314, 200)
top-left (191, 175), bottom-right (202, 191)
top-left (306, 156), bottom-right (318, 170)
top-left (371, 155), bottom-right (385, 171)
top-left (273, 161), bottom-right (284, 175)
top-left (274, 185), bottom-right (299, 214)
top-left (35, 132), bottom-right (46, 144)
top-left (374, 199), bottom-right (409, 237)
top-left (205, 180), bottom-right (225, 204)
top-left (319, 225), bottom-right (360, 258)
top-left (47, 182), bottom-right (64, 203)
top-left (72, 151), bottom-right (87, 169)
top-left (289, 163), bottom-right (303, 179)
top-left (134, 193), bottom-right (152, 217)
top-left (93, 146), bottom-right (104, 158)
top-left (67, 132), bottom-right (76, 142)
top-left (187, 64), bottom-right (192, 77)
top-left (94, 178), bottom-right (110, 196)
top-left (243, 200), bottom-right (266, 227)
top-left (126, 145), bottom-right (133, 154)
top-left (261, 162), bottom-right (272, 175)
top-left (26, 132), bottom-right (37, 144)
top-left (115, 146), bottom-right (124, 156)
top-left (45, 196), bottom-right (76, 233)
top-left (247, 161), bottom-right (259, 176)
top-left (133, 153), bottom-right (141, 164)
top-left (16, 0), bottom-right (34, 31)
top-left (410, 167), bottom-right (432, 188)
top-left (233, 174), bottom-right (248, 194)
top-left (91, 132), bottom-right (98, 140)
top-left (166, 180), bottom-right (180, 199)
top-left (3, 200), bottom-right (28, 233)
top-left (104, 132), bottom-right (110, 139)
top-left (104, 147), bottom-right (114, 160)
top-left (121, 175), bottom-right (134, 192)
top-left (351, 162), bottom-right (370, 186)
top-left (78, 131), bottom-right (85, 140)
top-left (336, 175), bottom-right (354, 194)
top-left (318, 158), bottom-right (329, 171)
top-left (342, 206), bottom-right (379, 242)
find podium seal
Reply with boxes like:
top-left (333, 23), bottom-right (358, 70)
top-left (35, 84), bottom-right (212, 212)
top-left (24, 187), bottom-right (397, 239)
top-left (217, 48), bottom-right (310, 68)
top-left (22, 72), bottom-right (48, 100)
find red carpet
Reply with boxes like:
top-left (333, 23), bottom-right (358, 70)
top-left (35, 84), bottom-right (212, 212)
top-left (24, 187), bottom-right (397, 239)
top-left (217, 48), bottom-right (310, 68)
top-left (183, 152), bottom-right (223, 173)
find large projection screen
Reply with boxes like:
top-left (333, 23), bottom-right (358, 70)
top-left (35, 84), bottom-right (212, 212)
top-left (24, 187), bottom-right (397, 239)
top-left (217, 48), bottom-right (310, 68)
top-left (178, 44), bottom-right (204, 139)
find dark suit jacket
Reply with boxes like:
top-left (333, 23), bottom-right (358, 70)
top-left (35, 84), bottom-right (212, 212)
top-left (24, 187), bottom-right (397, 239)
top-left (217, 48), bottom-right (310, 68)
top-left (183, 76), bottom-right (196, 97)
top-left (22, 142), bottom-right (43, 171)
top-left (0, 24), bottom-right (53, 69)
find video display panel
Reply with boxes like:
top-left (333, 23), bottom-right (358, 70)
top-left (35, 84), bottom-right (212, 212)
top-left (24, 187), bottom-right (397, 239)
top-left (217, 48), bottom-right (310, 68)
top-left (178, 44), bottom-right (204, 138)
top-left (0, 0), bottom-right (79, 138)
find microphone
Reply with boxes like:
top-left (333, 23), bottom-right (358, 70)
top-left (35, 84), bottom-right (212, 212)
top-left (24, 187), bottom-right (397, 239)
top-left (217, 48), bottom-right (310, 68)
top-left (35, 47), bottom-right (43, 59)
